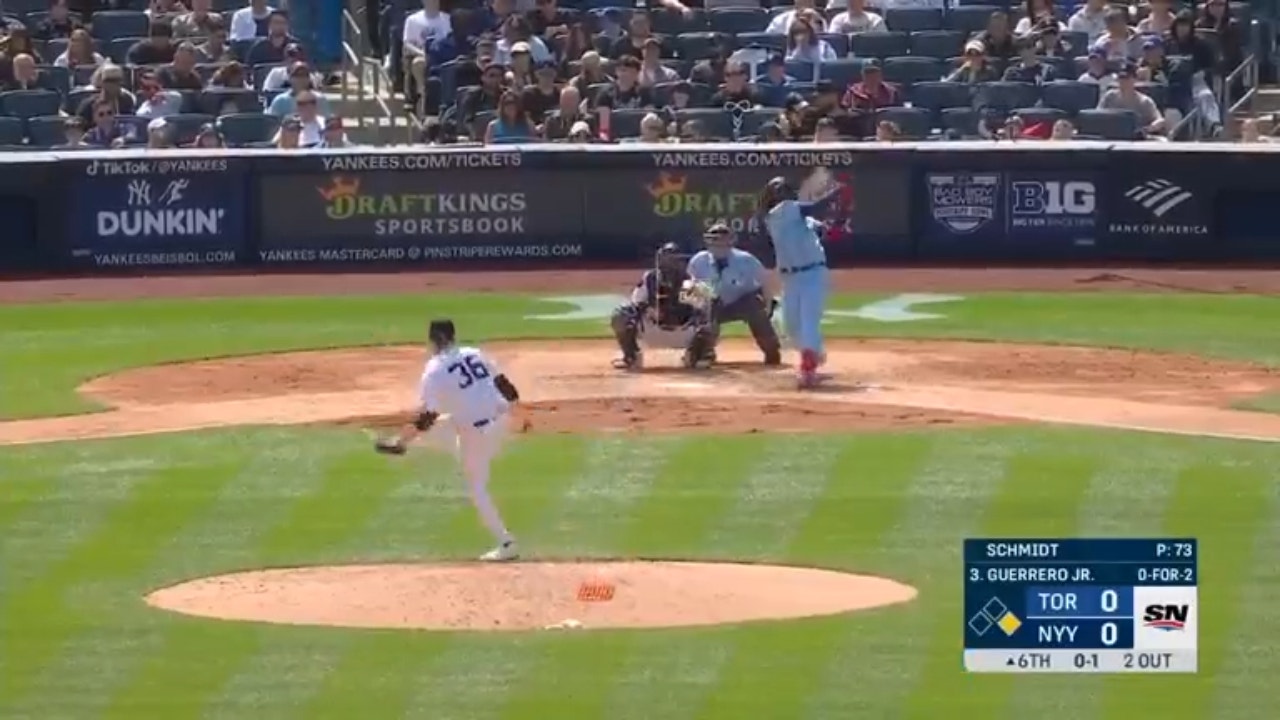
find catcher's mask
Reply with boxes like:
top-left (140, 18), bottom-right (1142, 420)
top-left (653, 242), bottom-right (690, 308)
top-left (703, 222), bottom-right (734, 260)
top-left (428, 318), bottom-right (456, 351)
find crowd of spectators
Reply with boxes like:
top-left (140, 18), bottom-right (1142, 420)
top-left (0, 0), bottom-right (352, 148)
top-left (382, 0), bottom-right (1254, 144)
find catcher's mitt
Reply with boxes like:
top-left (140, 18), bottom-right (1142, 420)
top-left (374, 436), bottom-right (407, 455)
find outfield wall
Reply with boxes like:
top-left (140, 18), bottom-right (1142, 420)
top-left (0, 142), bottom-right (1272, 273)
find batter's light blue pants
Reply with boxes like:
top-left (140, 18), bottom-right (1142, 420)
top-left (782, 265), bottom-right (829, 354)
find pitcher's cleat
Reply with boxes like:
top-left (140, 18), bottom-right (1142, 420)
top-left (480, 540), bottom-right (519, 562)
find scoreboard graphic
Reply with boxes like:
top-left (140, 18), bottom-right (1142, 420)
top-left (963, 538), bottom-right (1198, 673)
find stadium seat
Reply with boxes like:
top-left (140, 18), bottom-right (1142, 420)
top-left (954, 0), bottom-right (1010, 6)
top-left (1074, 108), bottom-right (1139, 139)
top-left (785, 60), bottom-right (817, 83)
top-left (674, 32), bottom-right (725, 60)
top-left (198, 88), bottom-right (262, 115)
top-left (1013, 106), bottom-right (1067, 127)
top-left (107, 37), bottom-right (142, 65)
top-left (194, 63), bottom-right (222, 84)
top-left (875, 106), bottom-right (932, 138)
top-left (1043, 56), bottom-right (1072, 79)
top-left (43, 38), bottom-right (68, 64)
top-left (974, 80), bottom-right (1040, 113)
top-left (252, 63), bottom-right (280, 92)
top-left (849, 31), bottom-right (909, 58)
top-left (35, 64), bottom-right (71, 95)
top-left (650, 7), bottom-right (707, 34)
top-left (215, 110), bottom-right (280, 146)
top-left (71, 65), bottom-right (96, 88)
top-left (940, 106), bottom-right (980, 135)
top-left (819, 58), bottom-right (865, 87)
top-left (735, 32), bottom-right (786, 52)
top-left (820, 33), bottom-right (850, 57)
top-left (675, 107), bottom-right (734, 138)
top-left (652, 81), bottom-right (713, 106)
top-left (708, 7), bottom-right (768, 33)
top-left (1041, 80), bottom-right (1100, 115)
top-left (231, 39), bottom-right (256, 63)
top-left (26, 114), bottom-right (69, 146)
top-left (909, 30), bottom-right (964, 59)
top-left (882, 56), bottom-right (945, 85)
top-left (0, 115), bottom-right (24, 145)
top-left (909, 80), bottom-right (975, 112)
top-left (740, 106), bottom-right (783, 135)
top-left (91, 10), bottom-right (149, 40)
top-left (163, 113), bottom-right (215, 145)
top-left (884, 8), bottom-right (944, 32)
top-left (609, 108), bottom-right (648, 138)
top-left (64, 87), bottom-right (94, 114)
top-left (946, 5), bottom-right (1002, 34)
top-left (0, 89), bottom-right (63, 119)
top-left (1060, 31), bottom-right (1089, 57)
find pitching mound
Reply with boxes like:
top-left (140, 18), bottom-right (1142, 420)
top-left (3, 338), bottom-right (1280, 445)
top-left (143, 561), bottom-right (918, 631)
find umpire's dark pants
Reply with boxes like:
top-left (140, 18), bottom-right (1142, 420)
top-left (709, 292), bottom-right (782, 359)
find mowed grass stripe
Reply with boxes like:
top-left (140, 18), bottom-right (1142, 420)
top-left (202, 632), bottom-right (352, 720)
top-left (492, 438), bottom-right (683, 717)
top-left (5, 439), bottom-right (330, 720)
top-left (695, 434), bottom-right (925, 720)
top-left (614, 439), bottom-right (766, 557)
top-left (296, 632), bottom-right (439, 720)
top-left (420, 435), bottom-right (590, 559)
top-left (604, 631), bottom-right (736, 720)
top-left (1007, 439), bottom-right (1182, 720)
top-left (908, 443), bottom-right (1096, 717)
top-left (1099, 459), bottom-right (1271, 720)
top-left (806, 431), bottom-right (1009, 718)
top-left (700, 435), bottom-right (844, 559)
top-left (402, 640), bottom-right (543, 720)
top-left (1212, 455), bottom-right (1280, 720)
top-left (0, 454), bottom-right (245, 714)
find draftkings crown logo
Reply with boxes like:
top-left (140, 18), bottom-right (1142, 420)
top-left (317, 176), bottom-right (363, 219)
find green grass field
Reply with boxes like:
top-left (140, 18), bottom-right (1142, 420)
top-left (1, 289), bottom-right (1277, 719)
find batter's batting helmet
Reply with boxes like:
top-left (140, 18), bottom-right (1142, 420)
top-left (428, 319), bottom-right (456, 349)
top-left (761, 176), bottom-right (796, 210)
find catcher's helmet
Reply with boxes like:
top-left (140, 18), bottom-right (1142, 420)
top-left (428, 319), bottom-right (456, 349)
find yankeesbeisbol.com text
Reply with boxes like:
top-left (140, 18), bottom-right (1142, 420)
top-left (92, 250), bottom-right (236, 266)
top-left (324, 192), bottom-right (528, 235)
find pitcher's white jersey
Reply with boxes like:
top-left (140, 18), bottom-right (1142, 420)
top-left (419, 346), bottom-right (510, 426)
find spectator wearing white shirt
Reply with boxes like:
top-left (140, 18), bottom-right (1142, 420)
top-left (1136, 0), bottom-right (1176, 36)
top-left (1091, 8), bottom-right (1142, 62)
top-left (766, 0), bottom-right (817, 35)
top-left (230, 0), bottom-right (274, 42)
top-left (272, 90), bottom-right (324, 145)
top-left (1066, 0), bottom-right (1109, 43)
top-left (785, 17), bottom-right (836, 63)
top-left (494, 15), bottom-right (551, 65)
top-left (1077, 47), bottom-right (1116, 91)
top-left (830, 0), bottom-right (886, 34)
top-left (263, 43), bottom-right (323, 91)
top-left (315, 115), bottom-right (355, 147)
top-left (403, 0), bottom-right (451, 116)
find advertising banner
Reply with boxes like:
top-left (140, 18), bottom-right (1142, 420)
top-left (918, 171), bottom-right (1004, 257)
top-left (578, 149), bottom-right (912, 263)
top-left (255, 168), bottom-right (593, 264)
top-left (1006, 173), bottom-right (1101, 253)
top-left (66, 156), bottom-right (245, 268)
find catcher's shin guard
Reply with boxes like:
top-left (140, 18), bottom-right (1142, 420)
top-left (682, 326), bottom-right (716, 369)
top-left (610, 305), bottom-right (642, 369)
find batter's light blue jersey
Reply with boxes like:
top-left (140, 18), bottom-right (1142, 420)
top-left (686, 248), bottom-right (767, 306)
top-left (764, 200), bottom-right (828, 271)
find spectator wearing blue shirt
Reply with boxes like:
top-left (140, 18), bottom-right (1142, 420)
top-left (756, 54), bottom-right (796, 107)
top-left (268, 63), bottom-right (333, 116)
top-left (248, 11), bottom-right (298, 66)
top-left (83, 99), bottom-right (134, 148)
top-left (494, 15), bottom-right (550, 66)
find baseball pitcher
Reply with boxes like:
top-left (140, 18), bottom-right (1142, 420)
top-left (686, 223), bottom-right (782, 365)
top-left (373, 319), bottom-right (520, 562)
top-left (758, 175), bottom-right (841, 388)
top-left (611, 242), bottom-right (717, 371)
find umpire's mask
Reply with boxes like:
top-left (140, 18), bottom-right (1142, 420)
top-left (704, 223), bottom-right (734, 260)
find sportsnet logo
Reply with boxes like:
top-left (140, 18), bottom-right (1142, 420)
top-left (1125, 179), bottom-right (1192, 218)
top-left (1142, 603), bottom-right (1189, 632)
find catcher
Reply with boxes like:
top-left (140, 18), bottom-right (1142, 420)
top-left (610, 242), bottom-right (718, 371)
top-left (687, 223), bottom-right (783, 366)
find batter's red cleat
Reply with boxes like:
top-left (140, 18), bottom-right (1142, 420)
top-left (797, 349), bottom-right (820, 389)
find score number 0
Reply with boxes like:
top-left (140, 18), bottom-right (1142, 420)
top-left (1099, 589), bottom-right (1118, 646)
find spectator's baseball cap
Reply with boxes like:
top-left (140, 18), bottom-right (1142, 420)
top-left (511, 41), bottom-right (531, 54)
top-left (642, 36), bottom-right (661, 50)
top-left (704, 222), bottom-right (734, 241)
top-left (323, 115), bottom-right (343, 131)
top-left (784, 92), bottom-right (806, 111)
top-left (535, 58), bottom-right (557, 73)
top-left (147, 117), bottom-right (168, 133)
top-left (64, 115), bottom-right (86, 131)
top-left (600, 7), bottom-right (623, 21)
top-left (862, 58), bottom-right (882, 73)
top-left (1116, 61), bottom-right (1136, 78)
top-left (1088, 46), bottom-right (1106, 59)
top-left (672, 79), bottom-right (692, 94)
top-left (281, 114), bottom-right (303, 131)
top-left (569, 120), bottom-right (592, 137)
top-left (964, 40), bottom-right (985, 55)
top-left (289, 60), bottom-right (311, 76)
top-left (1142, 36), bottom-right (1162, 50)
top-left (284, 43), bottom-right (304, 58)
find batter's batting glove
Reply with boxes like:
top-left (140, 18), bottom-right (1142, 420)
top-left (769, 299), bottom-right (779, 319)
top-left (374, 437), bottom-right (407, 455)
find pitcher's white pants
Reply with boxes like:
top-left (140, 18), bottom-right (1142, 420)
top-left (420, 415), bottom-right (512, 543)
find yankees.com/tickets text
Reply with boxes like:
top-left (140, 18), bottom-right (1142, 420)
top-left (321, 153), bottom-right (521, 172)
top-left (652, 151), bottom-right (855, 168)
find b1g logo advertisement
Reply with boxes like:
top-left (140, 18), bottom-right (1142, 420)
top-left (69, 171), bottom-right (245, 268)
top-left (1007, 174), bottom-right (1099, 248)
